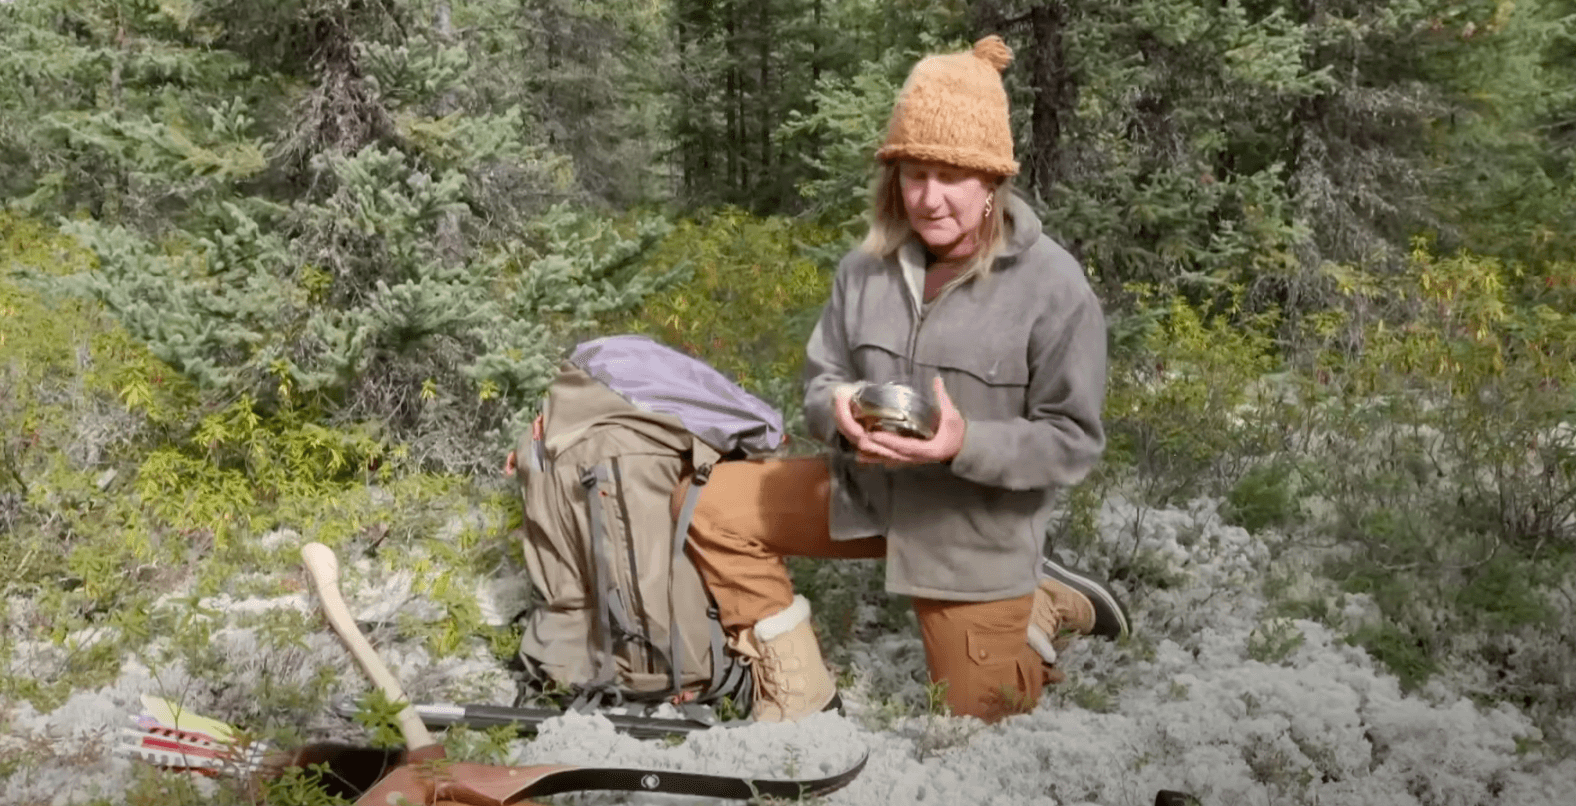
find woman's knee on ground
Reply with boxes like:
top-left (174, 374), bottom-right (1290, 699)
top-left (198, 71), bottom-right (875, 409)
top-left (913, 594), bottom-right (1044, 722)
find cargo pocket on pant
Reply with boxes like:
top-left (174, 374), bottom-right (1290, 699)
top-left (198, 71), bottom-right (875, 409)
top-left (963, 628), bottom-right (1038, 720)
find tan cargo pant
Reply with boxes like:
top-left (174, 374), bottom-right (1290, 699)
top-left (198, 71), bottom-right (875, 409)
top-left (673, 456), bottom-right (1047, 722)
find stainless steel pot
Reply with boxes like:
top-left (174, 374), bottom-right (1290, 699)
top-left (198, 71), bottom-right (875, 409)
top-left (850, 382), bottom-right (941, 440)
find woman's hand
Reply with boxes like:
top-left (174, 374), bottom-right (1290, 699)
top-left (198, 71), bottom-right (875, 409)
top-left (832, 382), bottom-right (870, 446)
top-left (846, 377), bottom-right (967, 467)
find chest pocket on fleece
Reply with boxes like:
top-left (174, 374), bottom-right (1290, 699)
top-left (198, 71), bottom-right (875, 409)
top-left (920, 332), bottom-right (1031, 421)
top-left (848, 330), bottom-right (910, 384)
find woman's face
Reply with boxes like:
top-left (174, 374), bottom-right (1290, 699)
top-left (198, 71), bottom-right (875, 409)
top-left (898, 161), bottom-right (996, 258)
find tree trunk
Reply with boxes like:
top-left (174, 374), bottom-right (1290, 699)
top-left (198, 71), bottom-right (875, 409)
top-left (758, 0), bottom-right (771, 206)
top-left (725, 1), bottom-right (740, 194)
top-left (811, 0), bottom-right (822, 89)
top-left (434, 2), bottom-right (455, 116)
top-left (1024, 1), bottom-right (1073, 197)
top-left (674, 0), bottom-right (697, 199)
top-left (434, 2), bottom-right (462, 265)
top-left (970, 0), bottom-right (1006, 36)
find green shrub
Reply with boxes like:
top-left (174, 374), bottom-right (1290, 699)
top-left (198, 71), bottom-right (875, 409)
top-left (1247, 618), bottom-right (1306, 665)
top-left (2, 214), bottom-right (165, 502)
top-left (1103, 289), bottom-right (1284, 506)
top-left (4, 222), bottom-right (515, 726)
top-left (607, 208), bottom-right (844, 441)
top-left (1336, 550), bottom-right (1424, 624)
top-left (1224, 460), bottom-right (1301, 533)
top-left (1306, 245), bottom-right (1576, 556)
top-left (1456, 555), bottom-right (1554, 631)
top-left (1347, 622), bottom-right (1438, 692)
top-left (1301, 244), bottom-right (1576, 719)
top-left (45, 197), bottom-right (679, 473)
top-left (1047, 479), bottom-right (1105, 556)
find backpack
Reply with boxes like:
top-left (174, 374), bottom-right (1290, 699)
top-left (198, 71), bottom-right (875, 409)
top-left (512, 335), bottom-right (785, 713)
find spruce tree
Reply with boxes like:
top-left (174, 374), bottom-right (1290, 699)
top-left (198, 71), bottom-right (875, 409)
top-left (6, 0), bottom-right (677, 471)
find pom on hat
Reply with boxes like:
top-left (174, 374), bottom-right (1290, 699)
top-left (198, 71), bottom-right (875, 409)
top-left (874, 35), bottom-right (1020, 177)
top-left (972, 35), bottom-right (1013, 73)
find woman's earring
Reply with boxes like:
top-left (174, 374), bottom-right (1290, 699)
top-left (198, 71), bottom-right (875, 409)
top-left (984, 197), bottom-right (993, 217)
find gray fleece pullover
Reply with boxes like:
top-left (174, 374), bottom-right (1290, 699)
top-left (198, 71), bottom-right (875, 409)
top-left (803, 195), bottom-right (1107, 601)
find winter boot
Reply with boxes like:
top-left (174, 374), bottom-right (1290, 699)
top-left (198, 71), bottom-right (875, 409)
top-left (1027, 554), bottom-right (1130, 665)
top-left (731, 595), bottom-right (838, 722)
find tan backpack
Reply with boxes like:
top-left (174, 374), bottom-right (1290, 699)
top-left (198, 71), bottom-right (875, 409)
top-left (513, 336), bottom-right (785, 712)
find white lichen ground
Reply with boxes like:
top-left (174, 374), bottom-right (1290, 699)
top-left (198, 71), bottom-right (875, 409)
top-left (4, 495), bottom-right (1573, 805)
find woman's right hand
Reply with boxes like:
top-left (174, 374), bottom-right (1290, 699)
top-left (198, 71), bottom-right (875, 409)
top-left (834, 378), bottom-right (965, 466)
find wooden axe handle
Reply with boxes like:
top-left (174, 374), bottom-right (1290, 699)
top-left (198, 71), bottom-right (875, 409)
top-left (300, 542), bottom-right (437, 752)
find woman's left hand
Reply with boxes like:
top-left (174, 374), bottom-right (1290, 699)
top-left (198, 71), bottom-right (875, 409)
top-left (855, 377), bottom-right (966, 466)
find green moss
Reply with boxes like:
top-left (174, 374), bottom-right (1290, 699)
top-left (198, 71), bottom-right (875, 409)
top-left (1337, 562), bottom-right (1412, 614)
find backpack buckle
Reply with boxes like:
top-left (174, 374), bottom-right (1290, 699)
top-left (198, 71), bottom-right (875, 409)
top-left (692, 463), bottom-right (714, 486)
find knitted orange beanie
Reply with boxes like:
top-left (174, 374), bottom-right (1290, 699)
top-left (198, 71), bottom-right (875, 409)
top-left (876, 35), bottom-right (1019, 177)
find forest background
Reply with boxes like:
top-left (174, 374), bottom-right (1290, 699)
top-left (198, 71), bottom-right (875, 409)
top-left (2, 1), bottom-right (1576, 804)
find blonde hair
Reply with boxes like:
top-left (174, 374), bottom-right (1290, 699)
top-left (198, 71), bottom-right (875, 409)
top-left (859, 161), bottom-right (1012, 296)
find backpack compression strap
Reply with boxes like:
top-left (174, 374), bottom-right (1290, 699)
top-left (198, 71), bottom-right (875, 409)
top-left (581, 463), bottom-right (637, 695)
top-left (582, 459), bottom-right (733, 707)
top-left (668, 462), bottom-right (712, 698)
top-left (580, 455), bottom-right (743, 706)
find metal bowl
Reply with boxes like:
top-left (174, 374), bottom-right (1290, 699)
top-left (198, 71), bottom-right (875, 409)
top-left (851, 382), bottom-right (941, 440)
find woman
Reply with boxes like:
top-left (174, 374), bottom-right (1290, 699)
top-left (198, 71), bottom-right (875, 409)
top-left (675, 35), bottom-right (1128, 723)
